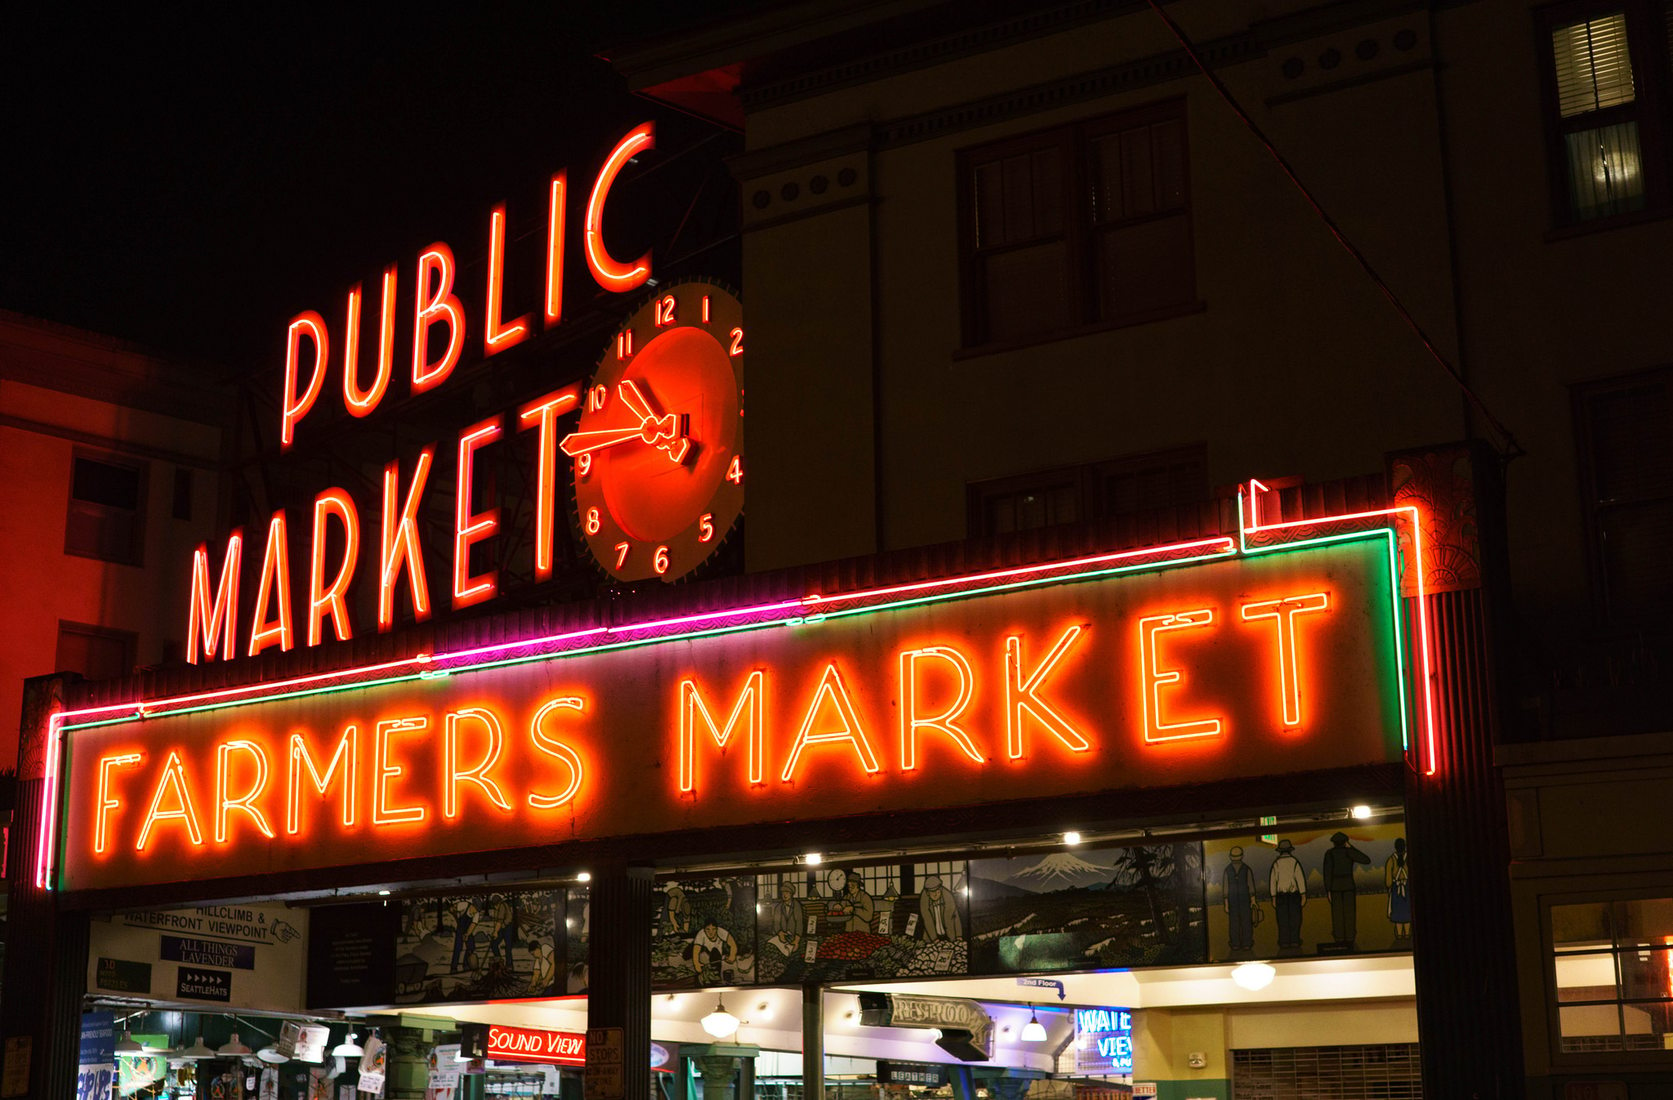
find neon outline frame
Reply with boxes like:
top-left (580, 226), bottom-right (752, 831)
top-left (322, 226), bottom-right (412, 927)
top-left (35, 487), bottom-right (1438, 890)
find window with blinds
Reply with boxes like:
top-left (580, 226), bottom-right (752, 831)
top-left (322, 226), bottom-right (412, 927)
top-left (1539, 2), bottom-right (1673, 224)
top-left (959, 100), bottom-right (1197, 349)
top-left (1574, 368), bottom-right (1673, 625)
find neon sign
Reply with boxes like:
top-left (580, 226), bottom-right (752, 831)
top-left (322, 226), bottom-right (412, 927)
top-left (49, 506), bottom-right (1421, 892)
top-left (1073, 1007), bottom-right (1133, 1074)
top-left (188, 123), bottom-right (663, 662)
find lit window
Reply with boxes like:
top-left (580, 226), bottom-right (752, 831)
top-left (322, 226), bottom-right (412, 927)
top-left (1549, 896), bottom-right (1673, 1054)
top-left (1539, 4), bottom-right (1672, 224)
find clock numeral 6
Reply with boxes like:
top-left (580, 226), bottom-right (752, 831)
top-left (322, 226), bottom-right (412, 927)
top-left (588, 384), bottom-right (608, 412)
top-left (585, 507), bottom-right (601, 535)
top-left (727, 455), bottom-right (744, 485)
top-left (699, 513), bottom-right (715, 543)
top-left (656, 294), bottom-right (677, 327)
top-left (614, 541), bottom-right (631, 569)
top-left (654, 545), bottom-right (670, 574)
top-left (577, 453), bottom-right (592, 479)
top-left (729, 327), bottom-right (744, 357)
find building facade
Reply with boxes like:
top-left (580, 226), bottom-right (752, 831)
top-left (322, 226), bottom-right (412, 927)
top-left (5, 3), bottom-right (1672, 1100)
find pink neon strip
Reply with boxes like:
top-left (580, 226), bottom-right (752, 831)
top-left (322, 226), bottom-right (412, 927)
top-left (30, 528), bottom-right (1249, 888)
top-left (1242, 498), bottom-right (1437, 776)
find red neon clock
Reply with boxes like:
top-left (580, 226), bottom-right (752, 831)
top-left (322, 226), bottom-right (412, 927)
top-left (563, 280), bottom-right (744, 582)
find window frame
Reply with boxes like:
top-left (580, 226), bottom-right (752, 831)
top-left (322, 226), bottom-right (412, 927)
top-left (1543, 886), bottom-right (1673, 1065)
top-left (966, 444), bottom-right (1209, 539)
top-left (63, 448), bottom-right (149, 567)
top-left (1535, 0), bottom-right (1673, 230)
top-left (1571, 365), bottom-right (1673, 627)
top-left (54, 620), bottom-right (138, 683)
top-left (956, 97), bottom-right (1201, 354)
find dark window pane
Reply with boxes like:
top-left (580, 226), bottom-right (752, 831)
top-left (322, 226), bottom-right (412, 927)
top-left (1105, 457), bottom-right (1207, 516)
top-left (55, 623), bottom-right (135, 682)
top-left (172, 467), bottom-right (193, 520)
top-left (1588, 381), bottom-right (1673, 501)
top-left (1097, 214), bottom-right (1193, 318)
top-left (1152, 119), bottom-right (1187, 210)
top-left (983, 483), bottom-right (1078, 535)
top-left (1121, 127), bottom-right (1155, 217)
top-left (72, 456), bottom-right (141, 510)
top-left (983, 241), bottom-right (1072, 341)
top-left (975, 160), bottom-right (1005, 247)
top-left (1598, 499), bottom-right (1673, 617)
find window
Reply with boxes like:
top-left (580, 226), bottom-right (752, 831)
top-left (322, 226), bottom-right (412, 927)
top-left (969, 446), bottom-right (1208, 537)
top-left (1573, 368), bottom-right (1673, 625)
top-left (64, 451), bottom-right (146, 565)
top-left (959, 100), bottom-right (1196, 348)
top-left (1538, 2), bottom-right (1673, 225)
top-left (55, 621), bottom-right (137, 682)
top-left (1550, 896), bottom-right (1673, 1053)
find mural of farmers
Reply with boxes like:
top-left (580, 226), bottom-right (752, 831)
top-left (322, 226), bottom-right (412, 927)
top-left (1268, 839), bottom-right (1307, 949)
top-left (1322, 831), bottom-right (1371, 946)
top-left (1222, 846), bottom-right (1258, 951)
top-left (918, 875), bottom-right (962, 941)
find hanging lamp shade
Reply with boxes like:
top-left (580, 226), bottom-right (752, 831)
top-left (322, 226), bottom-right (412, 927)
top-left (217, 1033), bottom-right (252, 1056)
top-left (330, 1032), bottom-right (364, 1058)
top-left (182, 1036), bottom-right (217, 1059)
top-left (700, 996), bottom-right (740, 1039)
top-left (115, 1031), bottom-right (145, 1055)
top-left (1019, 1013), bottom-right (1048, 1042)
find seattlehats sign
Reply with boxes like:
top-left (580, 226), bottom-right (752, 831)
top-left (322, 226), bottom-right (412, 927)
top-left (47, 495), bottom-right (1435, 893)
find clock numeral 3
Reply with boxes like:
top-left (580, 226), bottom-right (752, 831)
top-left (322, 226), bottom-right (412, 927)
top-left (656, 295), bottom-right (677, 327)
top-left (614, 541), bottom-right (631, 569)
top-left (585, 507), bottom-right (601, 535)
top-left (727, 455), bottom-right (744, 485)
top-left (729, 327), bottom-right (744, 357)
top-left (699, 513), bottom-right (715, 543)
top-left (654, 545), bottom-right (670, 575)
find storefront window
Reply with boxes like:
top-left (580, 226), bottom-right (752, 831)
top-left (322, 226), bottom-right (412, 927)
top-left (1551, 897), bottom-right (1673, 1053)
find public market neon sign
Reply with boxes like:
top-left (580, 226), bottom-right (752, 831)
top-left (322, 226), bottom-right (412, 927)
top-left (186, 123), bottom-right (661, 662)
top-left (43, 484), bottom-right (1437, 892)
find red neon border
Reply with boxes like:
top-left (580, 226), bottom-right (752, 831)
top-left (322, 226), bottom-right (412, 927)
top-left (35, 489), bottom-right (1438, 890)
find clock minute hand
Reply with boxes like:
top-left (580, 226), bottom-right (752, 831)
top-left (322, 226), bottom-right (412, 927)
top-left (618, 378), bottom-right (691, 465)
top-left (559, 426), bottom-right (648, 457)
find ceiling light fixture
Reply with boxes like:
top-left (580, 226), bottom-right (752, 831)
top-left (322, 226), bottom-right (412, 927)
top-left (217, 1033), bottom-right (252, 1056)
top-left (182, 1037), bottom-right (216, 1059)
top-left (803, 852), bottom-right (823, 866)
top-left (256, 1046), bottom-right (289, 1065)
top-left (115, 1031), bottom-right (144, 1055)
top-left (331, 1033), bottom-right (364, 1059)
top-left (1350, 804), bottom-right (1373, 820)
top-left (700, 996), bottom-right (740, 1039)
top-left (1062, 831), bottom-right (1082, 846)
top-left (1020, 1013), bottom-right (1048, 1042)
top-left (577, 871), bottom-right (592, 882)
top-left (1231, 961), bottom-right (1277, 991)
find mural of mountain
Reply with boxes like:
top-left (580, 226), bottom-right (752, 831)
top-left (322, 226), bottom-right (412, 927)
top-left (1008, 853), bottom-right (1115, 889)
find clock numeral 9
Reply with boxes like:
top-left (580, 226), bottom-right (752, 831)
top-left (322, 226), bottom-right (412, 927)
top-left (656, 294), bottom-right (677, 326)
top-left (585, 507), bottom-right (601, 535)
top-left (588, 385), bottom-right (608, 412)
top-left (729, 327), bottom-right (744, 357)
top-left (699, 513), bottom-right (715, 543)
top-left (577, 453), bottom-right (592, 479)
top-left (654, 545), bottom-right (670, 575)
top-left (727, 455), bottom-right (744, 485)
top-left (614, 542), bottom-right (631, 569)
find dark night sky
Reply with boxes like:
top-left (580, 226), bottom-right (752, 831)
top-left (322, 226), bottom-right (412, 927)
top-left (1, 4), bottom-right (739, 380)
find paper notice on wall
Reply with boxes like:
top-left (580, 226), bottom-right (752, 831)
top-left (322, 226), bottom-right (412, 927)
top-left (877, 911), bottom-right (892, 934)
top-left (904, 914), bottom-right (919, 936)
top-left (803, 938), bottom-right (818, 962)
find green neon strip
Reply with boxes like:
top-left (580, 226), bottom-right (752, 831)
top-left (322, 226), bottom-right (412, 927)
top-left (61, 670), bottom-right (433, 731)
top-left (1240, 527), bottom-right (1411, 753)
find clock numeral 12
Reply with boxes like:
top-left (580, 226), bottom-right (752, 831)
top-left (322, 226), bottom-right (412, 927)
top-left (727, 455), bottom-right (744, 485)
top-left (699, 513), bottom-right (715, 543)
top-left (656, 295), bottom-right (677, 326)
top-left (654, 545), bottom-right (670, 575)
top-left (614, 542), bottom-right (631, 569)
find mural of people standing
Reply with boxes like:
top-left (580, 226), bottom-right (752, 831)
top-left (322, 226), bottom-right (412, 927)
top-left (1385, 837), bottom-right (1411, 941)
top-left (1222, 847), bottom-right (1258, 951)
top-left (1269, 839), bottom-right (1307, 949)
top-left (835, 876), bottom-right (875, 932)
top-left (1322, 832), bottom-right (1372, 947)
top-left (918, 875), bottom-right (962, 941)
top-left (767, 881), bottom-right (804, 945)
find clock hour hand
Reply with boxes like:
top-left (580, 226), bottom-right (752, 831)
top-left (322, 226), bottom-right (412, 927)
top-left (617, 379), bottom-right (691, 465)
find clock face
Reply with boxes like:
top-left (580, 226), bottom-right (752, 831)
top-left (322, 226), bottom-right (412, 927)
top-left (564, 281), bottom-right (744, 582)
